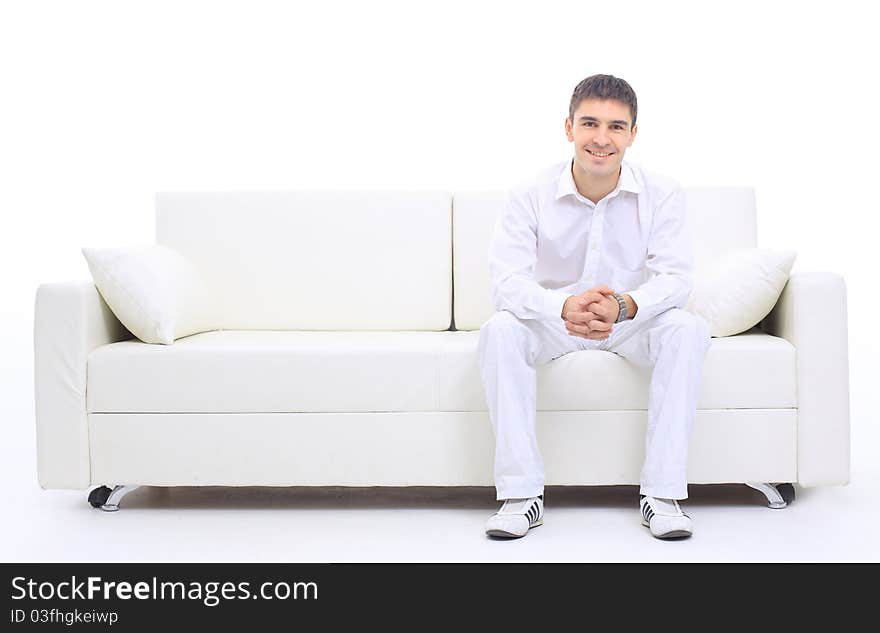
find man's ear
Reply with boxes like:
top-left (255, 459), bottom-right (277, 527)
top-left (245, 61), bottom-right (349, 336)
top-left (629, 123), bottom-right (638, 145)
top-left (565, 117), bottom-right (573, 141)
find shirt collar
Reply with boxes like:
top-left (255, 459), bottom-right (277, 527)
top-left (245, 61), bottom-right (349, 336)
top-left (555, 158), bottom-right (642, 201)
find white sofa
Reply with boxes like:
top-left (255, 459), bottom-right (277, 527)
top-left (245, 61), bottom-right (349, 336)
top-left (33, 188), bottom-right (850, 511)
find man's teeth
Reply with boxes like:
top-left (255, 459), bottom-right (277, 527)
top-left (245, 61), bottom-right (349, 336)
top-left (588, 150), bottom-right (611, 157)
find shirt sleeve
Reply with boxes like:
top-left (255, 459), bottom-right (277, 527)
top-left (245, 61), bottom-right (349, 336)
top-left (624, 186), bottom-right (694, 324)
top-left (488, 190), bottom-right (571, 321)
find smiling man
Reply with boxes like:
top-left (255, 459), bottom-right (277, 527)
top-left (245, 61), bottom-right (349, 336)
top-left (479, 74), bottom-right (712, 540)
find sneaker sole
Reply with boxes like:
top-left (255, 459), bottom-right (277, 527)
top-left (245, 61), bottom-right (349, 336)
top-left (641, 519), bottom-right (692, 539)
top-left (486, 519), bottom-right (544, 539)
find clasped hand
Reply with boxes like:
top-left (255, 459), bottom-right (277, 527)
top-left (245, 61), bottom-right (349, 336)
top-left (561, 285), bottom-right (619, 340)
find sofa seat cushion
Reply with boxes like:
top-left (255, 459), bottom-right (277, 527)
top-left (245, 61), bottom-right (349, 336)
top-left (87, 328), bottom-right (795, 413)
top-left (440, 327), bottom-right (796, 411)
top-left (88, 331), bottom-right (450, 414)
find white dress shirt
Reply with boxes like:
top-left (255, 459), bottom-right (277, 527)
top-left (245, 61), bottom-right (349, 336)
top-left (488, 159), bottom-right (694, 325)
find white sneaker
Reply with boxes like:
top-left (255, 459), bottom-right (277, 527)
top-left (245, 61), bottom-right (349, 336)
top-left (640, 495), bottom-right (693, 539)
top-left (485, 495), bottom-right (544, 538)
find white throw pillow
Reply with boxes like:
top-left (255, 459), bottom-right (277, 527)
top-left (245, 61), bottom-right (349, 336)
top-left (685, 248), bottom-right (796, 337)
top-left (82, 245), bottom-right (218, 345)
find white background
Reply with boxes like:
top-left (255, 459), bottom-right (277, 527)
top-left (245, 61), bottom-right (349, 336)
top-left (1, 1), bottom-right (877, 560)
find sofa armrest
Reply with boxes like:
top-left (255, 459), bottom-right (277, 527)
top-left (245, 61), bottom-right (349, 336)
top-left (761, 271), bottom-right (850, 486)
top-left (34, 281), bottom-right (133, 489)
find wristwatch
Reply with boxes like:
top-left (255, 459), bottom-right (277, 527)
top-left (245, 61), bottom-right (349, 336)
top-left (612, 293), bottom-right (627, 323)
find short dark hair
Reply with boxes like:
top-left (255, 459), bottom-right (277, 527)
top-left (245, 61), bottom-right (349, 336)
top-left (568, 74), bottom-right (638, 128)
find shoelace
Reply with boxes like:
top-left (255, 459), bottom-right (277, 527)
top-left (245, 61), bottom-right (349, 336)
top-left (643, 497), bottom-right (682, 519)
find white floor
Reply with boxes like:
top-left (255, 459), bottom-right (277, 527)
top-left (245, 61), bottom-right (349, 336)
top-left (4, 362), bottom-right (879, 563)
top-left (5, 478), bottom-right (878, 563)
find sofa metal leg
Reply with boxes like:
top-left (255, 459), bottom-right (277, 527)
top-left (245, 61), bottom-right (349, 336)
top-left (745, 482), bottom-right (795, 508)
top-left (88, 485), bottom-right (140, 512)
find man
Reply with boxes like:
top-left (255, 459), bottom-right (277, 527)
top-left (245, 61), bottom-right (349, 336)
top-left (478, 74), bottom-right (711, 540)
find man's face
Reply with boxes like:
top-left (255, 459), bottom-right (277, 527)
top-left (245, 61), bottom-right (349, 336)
top-left (565, 98), bottom-right (637, 180)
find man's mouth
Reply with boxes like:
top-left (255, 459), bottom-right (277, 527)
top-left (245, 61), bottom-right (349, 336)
top-left (586, 149), bottom-right (614, 159)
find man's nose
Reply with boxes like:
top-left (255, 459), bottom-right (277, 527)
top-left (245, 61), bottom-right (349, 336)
top-left (594, 128), bottom-right (610, 146)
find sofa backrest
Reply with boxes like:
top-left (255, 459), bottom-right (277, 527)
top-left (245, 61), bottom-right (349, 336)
top-left (157, 191), bottom-right (452, 331)
top-left (452, 187), bottom-right (757, 330)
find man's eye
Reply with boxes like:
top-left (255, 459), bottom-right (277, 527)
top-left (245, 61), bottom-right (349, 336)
top-left (612, 125), bottom-right (623, 130)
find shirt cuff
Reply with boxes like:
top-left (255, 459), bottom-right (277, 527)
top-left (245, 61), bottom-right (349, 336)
top-left (543, 289), bottom-right (572, 321)
top-left (625, 288), bottom-right (647, 323)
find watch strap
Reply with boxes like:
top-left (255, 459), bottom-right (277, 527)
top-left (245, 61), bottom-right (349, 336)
top-left (613, 293), bottom-right (627, 323)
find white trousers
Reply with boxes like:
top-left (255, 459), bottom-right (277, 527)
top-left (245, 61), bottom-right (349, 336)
top-left (478, 307), bottom-right (711, 501)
